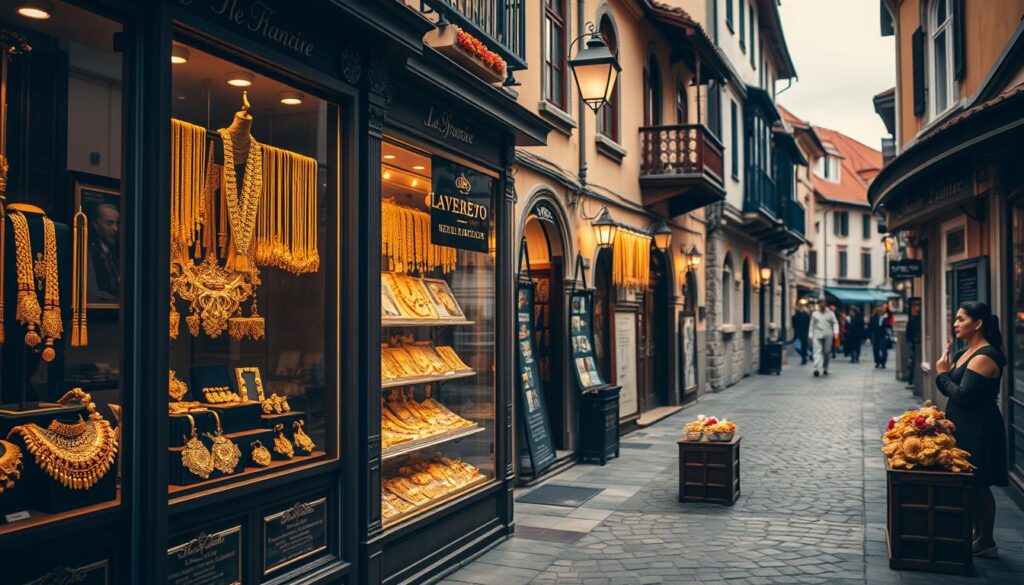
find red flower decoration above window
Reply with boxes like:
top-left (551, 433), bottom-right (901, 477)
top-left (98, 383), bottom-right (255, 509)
top-left (454, 27), bottom-right (506, 76)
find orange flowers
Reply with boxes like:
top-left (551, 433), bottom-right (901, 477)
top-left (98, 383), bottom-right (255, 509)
top-left (455, 27), bottom-right (506, 76)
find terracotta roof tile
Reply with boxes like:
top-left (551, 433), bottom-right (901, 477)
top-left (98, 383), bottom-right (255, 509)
top-left (811, 125), bottom-right (882, 207)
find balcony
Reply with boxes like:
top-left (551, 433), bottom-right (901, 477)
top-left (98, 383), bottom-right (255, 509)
top-left (638, 124), bottom-right (726, 215)
top-left (742, 168), bottom-right (806, 249)
top-left (418, 0), bottom-right (526, 72)
top-left (783, 198), bottom-right (806, 239)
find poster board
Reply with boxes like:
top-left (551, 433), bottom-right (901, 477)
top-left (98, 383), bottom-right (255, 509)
top-left (681, 314), bottom-right (697, 391)
top-left (614, 311), bottom-right (639, 419)
top-left (568, 290), bottom-right (606, 391)
top-left (516, 282), bottom-right (556, 474)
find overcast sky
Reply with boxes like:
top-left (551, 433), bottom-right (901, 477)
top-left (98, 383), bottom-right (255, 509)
top-left (776, 0), bottom-right (895, 149)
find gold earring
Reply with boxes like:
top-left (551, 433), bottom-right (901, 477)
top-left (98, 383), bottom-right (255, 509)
top-left (205, 411), bottom-right (241, 474)
top-left (292, 420), bottom-right (315, 454)
top-left (181, 414), bottom-right (214, 479)
top-left (250, 440), bottom-right (272, 467)
top-left (273, 423), bottom-right (294, 459)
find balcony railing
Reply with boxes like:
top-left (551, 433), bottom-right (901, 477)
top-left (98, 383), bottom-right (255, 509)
top-left (639, 124), bottom-right (724, 185)
top-left (420, 0), bottom-right (526, 71)
top-left (743, 167), bottom-right (777, 217)
top-left (784, 198), bottom-right (806, 238)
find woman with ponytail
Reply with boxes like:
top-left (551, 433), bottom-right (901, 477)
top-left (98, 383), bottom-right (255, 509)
top-left (935, 301), bottom-right (1009, 557)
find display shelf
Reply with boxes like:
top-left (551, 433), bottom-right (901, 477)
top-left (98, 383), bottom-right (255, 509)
top-left (0, 493), bottom-right (121, 536)
top-left (382, 424), bottom-right (485, 461)
top-left (382, 318), bottom-right (475, 327)
top-left (382, 369), bottom-right (477, 389)
top-left (167, 451), bottom-right (327, 499)
top-left (382, 474), bottom-right (489, 528)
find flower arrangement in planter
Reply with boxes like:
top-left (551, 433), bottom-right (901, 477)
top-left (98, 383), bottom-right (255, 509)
top-left (454, 27), bottom-right (506, 77)
top-left (683, 417), bottom-right (706, 441)
top-left (424, 23), bottom-right (507, 85)
top-left (683, 415), bottom-right (737, 441)
top-left (882, 403), bottom-right (973, 473)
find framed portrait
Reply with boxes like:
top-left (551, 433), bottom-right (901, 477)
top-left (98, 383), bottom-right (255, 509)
top-left (72, 173), bottom-right (122, 309)
top-left (235, 367), bottom-right (265, 401)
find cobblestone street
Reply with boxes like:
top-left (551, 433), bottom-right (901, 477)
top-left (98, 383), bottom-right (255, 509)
top-left (441, 357), bottom-right (1024, 585)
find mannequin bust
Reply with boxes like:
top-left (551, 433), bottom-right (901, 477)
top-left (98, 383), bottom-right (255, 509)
top-left (220, 91), bottom-right (253, 161)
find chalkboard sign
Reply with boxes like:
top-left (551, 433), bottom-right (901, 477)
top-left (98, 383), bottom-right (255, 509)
top-left (568, 290), bottom-right (606, 391)
top-left (167, 525), bottom-right (242, 585)
top-left (890, 259), bottom-right (923, 279)
top-left (430, 158), bottom-right (492, 253)
top-left (516, 282), bottom-right (556, 474)
top-left (263, 497), bottom-right (328, 575)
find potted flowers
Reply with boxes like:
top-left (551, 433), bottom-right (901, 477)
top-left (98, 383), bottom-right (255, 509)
top-left (705, 419), bottom-right (737, 442)
top-left (423, 25), bottom-right (507, 85)
top-left (683, 417), bottom-right (705, 441)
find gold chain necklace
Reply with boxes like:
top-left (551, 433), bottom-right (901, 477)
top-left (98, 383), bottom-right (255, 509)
top-left (0, 439), bottom-right (23, 494)
top-left (218, 128), bottom-right (263, 263)
top-left (8, 415), bottom-right (117, 490)
top-left (10, 212), bottom-right (61, 356)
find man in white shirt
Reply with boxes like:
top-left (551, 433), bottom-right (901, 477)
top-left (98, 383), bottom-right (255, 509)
top-left (810, 299), bottom-right (839, 377)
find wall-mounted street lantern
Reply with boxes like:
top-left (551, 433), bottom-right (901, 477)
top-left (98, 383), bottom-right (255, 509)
top-left (649, 221), bottom-right (672, 253)
top-left (683, 244), bottom-right (702, 270)
top-left (591, 207), bottom-right (619, 248)
top-left (568, 24), bottom-right (621, 113)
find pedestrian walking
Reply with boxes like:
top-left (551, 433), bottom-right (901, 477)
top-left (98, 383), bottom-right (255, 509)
top-left (905, 301), bottom-right (921, 388)
top-left (934, 301), bottom-right (1009, 558)
top-left (868, 308), bottom-right (892, 368)
top-left (845, 307), bottom-right (864, 363)
top-left (792, 305), bottom-right (811, 365)
top-left (828, 303), bottom-right (839, 358)
top-left (810, 299), bottom-right (838, 377)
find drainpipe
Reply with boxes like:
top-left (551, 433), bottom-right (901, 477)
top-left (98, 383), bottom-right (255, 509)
top-left (577, 0), bottom-right (587, 191)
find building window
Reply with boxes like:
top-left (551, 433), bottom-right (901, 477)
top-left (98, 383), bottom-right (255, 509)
top-left (742, 260), bottom-right (752, 324)
top-left (730, 101), bottom-right (739, 179)
top-left (838, 249), bottom-right (848, 278)
top-left (834, 211), bottom-right (849, 237)
top-left (739, 0), bottom-right (746, 50)
top-left (808, 250), bottom-right (818, 275)
top-left (707, 79), bottom-right (722, 136)
top-left (726, 0), bottom-right (734, 31)
top-left (723, 256), bottom-right (734, 324)
top-left (675, 80), bottom-right (688, 124)
top-left (816, 154), bottom-right (841, 182)
top-left (749, 4), bottom-right (755, 67)
top-left (543, 0), bottom-right (568, 110)
top-left (928, 0), bottom-right (956, 118)
top-left (862, 250), bottom-right (872, 279)
top-left (596, 15), bottom-right (620, 141)
top-left (643, 53), bottom-right (663, 126)
top-left (862, 213), bottom-right (872, 239)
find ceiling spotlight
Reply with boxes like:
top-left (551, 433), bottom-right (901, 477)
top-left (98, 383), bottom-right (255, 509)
top-left (279, 90), bottom-right (303, 105)
top-left (225, 71), bottom-right (253, 87)
top-left (383, 154), bottom-right (396, 160)
top-left (411, 165), bottom-right (425, 171)
top-left (16, 0), bottom-right (53, 19)
top-left (411, 179), bottom-right (419, 187)
top-left (382, 171), bottom-right (392, 180)
top-left (171, 46), bottom-right (190, 64)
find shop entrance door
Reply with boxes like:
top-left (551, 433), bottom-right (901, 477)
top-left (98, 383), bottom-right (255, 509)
top-left (638, 254), bottom-right (668, 411)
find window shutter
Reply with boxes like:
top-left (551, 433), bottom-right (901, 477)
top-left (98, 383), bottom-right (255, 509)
top-left (912, 26), bottom-right (925, 116)
top-left (953, 0), bottom-right (965, 80)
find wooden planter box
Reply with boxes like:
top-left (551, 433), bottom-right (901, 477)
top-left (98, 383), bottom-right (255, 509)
top-left (886, 461), bottom-right (974, 575)
top-left (423, 25), bottom-right (505, 85)
top-left (677, 435), bottom-right (740, 505)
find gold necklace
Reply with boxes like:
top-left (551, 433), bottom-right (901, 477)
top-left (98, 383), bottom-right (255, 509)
top-left (218, 127), bottom-right (262, 265)
top-left (388, 274), bottom-right (434, 318)
top-left (205, 411), bottom-right (240, 474)
top-left (10, 212), bottom-right (62, 357)
top-left (181, 413), bottom-right (214, 479)
top-left (0, 439), bottom-right (23, 494)
top-left (8, 416), bottom-right (117, 490)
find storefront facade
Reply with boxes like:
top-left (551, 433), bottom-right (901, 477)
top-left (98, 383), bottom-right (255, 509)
top-left (0, 1), bottom-right (548, 583)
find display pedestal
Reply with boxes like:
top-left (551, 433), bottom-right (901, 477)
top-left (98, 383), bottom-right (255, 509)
top-left (886, 462), bottom-right (974, 575)
top-left (577, 385), bottom-right (620, 465)
top-left (677, 435), bottom-right (740, 505)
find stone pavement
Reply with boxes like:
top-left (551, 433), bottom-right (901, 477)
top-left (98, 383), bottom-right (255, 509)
top-left (439, 356), bottom-right (1024, 585)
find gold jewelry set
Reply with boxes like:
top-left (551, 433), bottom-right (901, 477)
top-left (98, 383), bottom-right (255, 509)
top-left (0, 439), bottom-right (23, 494)
top-left (7, 389), bottom-right (117, 491)
top-left (292, 420), bottom-right (315, 454)
top-left (381, 455), bottom-right (484, 520)
top-left (380, 389), bottom-right (474, 449)
top-left (9, 211), bottom-right (62, 362)
top-left (169, 370), bottom-right (189, 401)
top-left (204, 411), bottom-right (241, 474)
top-left (168, 401), bottom-right (203, 415)
top-left (202, 386), bottom-right (240, 404)
top-left (181, 413), bottom-right (214, 479)
top-left (273, 423), bottom-right (294, 459)
top-left (180, 411), bottom-right (241, 478)
top-left (381, 199), bottom-right (455, 274)
top-left (381, 342), bottom-right (471, 382)
top-left (383, 273), bottom-right (437, 319)
top-left (250, 440), bottom-right (272, 467)
top-left (261, 393), bottom-right (291, 414)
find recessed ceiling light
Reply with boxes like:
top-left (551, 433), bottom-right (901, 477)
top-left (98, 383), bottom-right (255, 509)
top-left (411, 179), bottom-right (419, 187)
top-left (171, 46), bottom-right (190, 64)
top-left (225, 71), bottom-right (253, 87)
top-left (382, 171), bottom-right (392, 180)
top-left (279, 90), bottom-right (303, 105)
top-left (382, 154), bottom-right (396, 160)
top-left (16, 1), bottom-right (53, 19)
top-left (412, 165), bottom-right (425, 171)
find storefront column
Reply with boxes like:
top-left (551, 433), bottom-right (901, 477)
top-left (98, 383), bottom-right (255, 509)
top-left (498, 137), bottom-right (517, 532)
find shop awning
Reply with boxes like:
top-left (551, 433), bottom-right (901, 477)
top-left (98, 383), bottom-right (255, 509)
top-left (824, 287), bottom-right (895, 304)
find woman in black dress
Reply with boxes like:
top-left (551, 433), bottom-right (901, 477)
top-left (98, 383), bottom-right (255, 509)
top-left (935, 301), bottom-right (1009, 557)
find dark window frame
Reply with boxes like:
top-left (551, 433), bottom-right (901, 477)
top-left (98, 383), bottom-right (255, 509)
top-left (596, 14), bottom-right (620, 142)
top-left (739, 0), bottom-right (746, 50)
top-left (543, 0), bottom-right (569, 111)
top-left (862, 213), bottom-right (872, 239)
top-left (726, 0), bottom-right (734, 32)
top-left (749, 4), bottom-right (755, 67)
top-left (730, 100), bottom-right (739, 180)
top-left (861, 251), bottom-right (872, 279)
top-left (839, 249), bottom-right (848, 278)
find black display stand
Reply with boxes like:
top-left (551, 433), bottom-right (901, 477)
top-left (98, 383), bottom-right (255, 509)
top-left (578, 384), bottom-right (621, 465)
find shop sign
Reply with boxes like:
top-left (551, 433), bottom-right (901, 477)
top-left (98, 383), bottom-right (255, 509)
top-left (431, 158), bottom-right (492, 253)
top-left (423, 107), bottom-right (475, 145)
top-left (263, 497), bottom-right (328, 575)
top-left (569, 290), bottom-right (606, 391)
top-left (889, 259), bottom-right (923, 279)
top-left (168, 525), bottom-right (242, 585)
top-left (532, 203), bottom-right (556, 224)
top-left (516, 282), bottom-right (557, 474)
top-left (21, 561), bottom-right (109, 585)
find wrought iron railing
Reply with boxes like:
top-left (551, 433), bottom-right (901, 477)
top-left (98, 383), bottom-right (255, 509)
top-left (419, 0), bottom-right (527, 71)
top-left (639, 124), bottom-right (725, 186)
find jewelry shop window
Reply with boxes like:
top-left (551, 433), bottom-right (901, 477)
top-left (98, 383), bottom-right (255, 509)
top-left (379, 139), bottom-right (495, 526)
top-left (168, 42), bottom-right (337, 496)
top-left (0, 2), bottom-right (124, 533)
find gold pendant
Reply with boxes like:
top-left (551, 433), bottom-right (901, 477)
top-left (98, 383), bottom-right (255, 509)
top-left (273, 424), bottom-right (294, 459)
top-left (250, 440), bottom-right (272, 467)
top-left (292, 420), bottom-right (315, 454)
top-left (206, 431), bottom-right (241, 474)
top-left (182, 435), bottom-right (214, 479)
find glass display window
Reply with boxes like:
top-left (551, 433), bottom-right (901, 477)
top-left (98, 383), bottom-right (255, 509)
top-left (379, 138), bottom-right (496, 527)
top-left (167, 40), bottom-right (338, 498)
top-left (0, 1), bottom-right (125, 534)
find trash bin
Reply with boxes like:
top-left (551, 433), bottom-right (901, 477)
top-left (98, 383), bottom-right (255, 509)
top-left (761, 342), bottom-right (783, 375)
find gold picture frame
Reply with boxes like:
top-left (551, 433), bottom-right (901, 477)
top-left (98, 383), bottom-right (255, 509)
top-left (234, 366), bottom-right (264, 402)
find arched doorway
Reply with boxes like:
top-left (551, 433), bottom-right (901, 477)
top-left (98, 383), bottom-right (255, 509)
top-left (638, 251), bottom-right (671, 411)
top-left (521, 200), bottom-right (571, 452)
